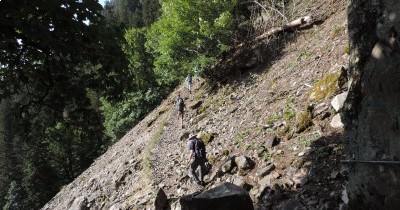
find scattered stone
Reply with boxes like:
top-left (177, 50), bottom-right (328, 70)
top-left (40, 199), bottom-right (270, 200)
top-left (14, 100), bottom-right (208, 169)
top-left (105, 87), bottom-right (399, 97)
top-left (297, 152), bottom-right (305, 157)
top-left (170, 200), bottom-right (181, 210)
top-left (256, 164), bottom-right (275, 178)
top-left (271, 171), bottom-right (281, 179)
top-left (234, 156), bottom-right (255, 171)
top-left (276, 150), bottom-right (284, 155)
top-left (307, 199), bottom-right (318, 206)
top-left (257, 146), bottom-right (268, 158)
top-left (232, 176), bottom-right (253, 191)
top-left (278, 198), bottom-right (302, 210)
top-left (292, 174), bottom-right (308, 188)
top-left (330, 171), bottom-right (339, 179)
top-left (189, 100), bottom-right (203, 109)
top-left (273, 120), bottom-right (286, 128)
top-left (221, 158), bottom-right (235, 174)
top-left (331, 92), bottom-right (348, 112)
top-left (330, 114), bottom-right (344, 128)
top-left (341, 189), bottom-right (349, 204)
top-left (180, 131), bottom-right (190, 141)
top-left (313, 103), bottom-right (328, 117)
top-left (265, 135), bottom-right (280, 148)
top-left (263, 124), bottom-right (273, 129)
top-left (68, 196), bottom-right (88, 210)
top-left (228, 106), bottom-right (239, 114)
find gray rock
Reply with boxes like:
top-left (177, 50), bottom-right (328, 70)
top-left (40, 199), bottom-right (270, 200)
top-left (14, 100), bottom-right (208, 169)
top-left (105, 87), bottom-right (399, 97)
top-left (265, 136), bottom-right (280, 148)
top-left (330, 171), bottom-right (339, 179)
top-left (180, 183), bottom-right (254, 210)
top-left (256, 164), bottom-right (275, 178)
top-left (171, 200), bottom-right (182, 210)
top-left (228, 106), bottom-right (239, 114)
top-left (331, 92), bottom-right (348, 112)
top-left (330, 114), bottom-right (344, 128)
top-left (189, 100), bottom-right (203, 109)
top-left (234, 156), bottom-right (255, 170)
top-left (259, 175), bottom-right (272, 187)
top-left (341, 189), bottom-right (349, 204)
top-left (278, 199), bottom-right (302, 210)
top-left (221, 158), bottom-right (235, 173)
top-left (232, 176), bottom-right (253, 191)
top-left (68, 196), bottom-right (88, 210)
top-left (313, 103), bottom-right (328, 117)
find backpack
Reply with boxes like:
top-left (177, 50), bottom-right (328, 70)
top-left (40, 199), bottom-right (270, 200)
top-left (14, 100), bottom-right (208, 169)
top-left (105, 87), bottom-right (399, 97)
top-left (186, 76), bottom-right (192, 83)
top-left (192, 137), bottom-right (206, 159)
top-left (175, 97), bottom-right (184, 111)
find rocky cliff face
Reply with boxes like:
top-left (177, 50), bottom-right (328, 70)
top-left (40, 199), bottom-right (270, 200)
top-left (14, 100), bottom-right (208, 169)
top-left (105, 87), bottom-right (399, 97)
top-left (42, 1), bottom-right (351, 209)
top-left (345, 1), bottom-right (400, 209)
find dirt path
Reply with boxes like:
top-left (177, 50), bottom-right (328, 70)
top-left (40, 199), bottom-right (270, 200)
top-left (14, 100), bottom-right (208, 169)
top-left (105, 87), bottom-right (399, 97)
top-left (150, 85), bottom-right (204, 197)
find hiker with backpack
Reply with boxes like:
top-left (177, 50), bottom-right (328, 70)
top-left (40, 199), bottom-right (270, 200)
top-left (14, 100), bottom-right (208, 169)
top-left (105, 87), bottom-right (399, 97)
top-left (175, 93), bottom-right (185, 128)
top-left (187, 135), bottom-right (207, 186)
top-left (185, 74), bottom-right (192, 94)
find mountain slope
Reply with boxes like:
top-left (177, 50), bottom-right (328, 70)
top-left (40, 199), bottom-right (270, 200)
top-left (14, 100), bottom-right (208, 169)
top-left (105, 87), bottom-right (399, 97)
top-left (42, 0), bottom-right (349, 209)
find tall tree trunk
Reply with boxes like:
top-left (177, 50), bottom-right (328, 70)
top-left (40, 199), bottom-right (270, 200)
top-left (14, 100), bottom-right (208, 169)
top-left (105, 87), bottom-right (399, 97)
top-left (345, 0), bottom-right (400, 209)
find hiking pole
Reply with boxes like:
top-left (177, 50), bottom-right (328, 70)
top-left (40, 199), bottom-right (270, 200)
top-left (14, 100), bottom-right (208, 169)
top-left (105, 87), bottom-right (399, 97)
top-left (341, 160), bottom-right (400, 165)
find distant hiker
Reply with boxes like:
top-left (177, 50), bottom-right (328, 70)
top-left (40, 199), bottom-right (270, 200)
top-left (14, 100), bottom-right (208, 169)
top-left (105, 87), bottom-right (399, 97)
top-left (185, 74), bottom-right (192, 94)
top-left (175, 93), bottom-right (185, 128)
top-left (187, 135), bottom-right (207, 186)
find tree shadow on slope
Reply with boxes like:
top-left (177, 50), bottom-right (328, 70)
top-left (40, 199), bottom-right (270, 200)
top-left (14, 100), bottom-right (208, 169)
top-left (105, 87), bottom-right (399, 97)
top-left (254, 131), bottom-right (348, 210)
top-left (204, 22), bottom-right (323, 96)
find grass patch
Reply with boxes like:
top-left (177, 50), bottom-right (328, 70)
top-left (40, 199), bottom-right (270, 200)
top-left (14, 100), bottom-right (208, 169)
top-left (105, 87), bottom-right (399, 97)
top-left (143, 112), bottom-right (168, 183)
top-left (298, 136), bottom-right (312, 148)
top-left (266, 112), bottom-right (280, 125)
top-left (297, 50), bottom-right (313, 61)
top-left (197, 131), bottom-right (213, 144)
top-left (283, 98), bottom-right (296, 122)
top-left (234, 130), bottom-right (249, 146)
top-left (331, 25), bottom-right (344, 38)
top-left (295, 106), bottom-right (313, 133)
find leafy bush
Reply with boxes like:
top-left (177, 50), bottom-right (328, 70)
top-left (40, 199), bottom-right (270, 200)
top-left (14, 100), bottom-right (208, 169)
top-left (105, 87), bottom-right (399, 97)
top-left (101, 87), bottom-right (166, 141)
top-left (146, 0), bottom-right (249, 85)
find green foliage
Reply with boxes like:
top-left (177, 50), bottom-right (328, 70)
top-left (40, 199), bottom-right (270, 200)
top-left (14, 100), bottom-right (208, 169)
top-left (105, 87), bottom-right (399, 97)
top-left (234, 130), bottom-right (249, 146)
top-left (266, 112), bottom-right (280, 125)
top-left (103, 0), bottom-right (160, 27)
top-left (283, 98), bottom-right (296, 121)
top-left (0, 0), bottom-right (128, 207)
top-left (123, 28), bottom-right (157, 90)
top-left (3, 181), bottom-right (23, 210)
top-left (101, 88), bottom-right (166, 141)
top-left (146, 0), bottom-right (248, 85)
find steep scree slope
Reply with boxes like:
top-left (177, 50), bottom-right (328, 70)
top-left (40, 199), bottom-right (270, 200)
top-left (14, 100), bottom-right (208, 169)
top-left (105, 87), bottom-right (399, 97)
top-left (42, 1), bottom-right (349, 209)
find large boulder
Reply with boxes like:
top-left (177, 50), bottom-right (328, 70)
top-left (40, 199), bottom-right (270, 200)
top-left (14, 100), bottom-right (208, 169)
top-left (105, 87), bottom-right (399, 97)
top-left (330, 92), bottom-right (348, 112)
top-left (234, 156), bottom-right (255, 171)
top-left (180, 182), bottom-right (254, 210)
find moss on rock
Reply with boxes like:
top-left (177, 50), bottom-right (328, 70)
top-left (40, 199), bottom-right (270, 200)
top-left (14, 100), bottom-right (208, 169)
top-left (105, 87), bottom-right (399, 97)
top-left (295, 106), bottom-right (313, 133)
top-left (308, 72), bottom-right (341, 101)
top-left (197, 131), bottom-right (213, 144)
